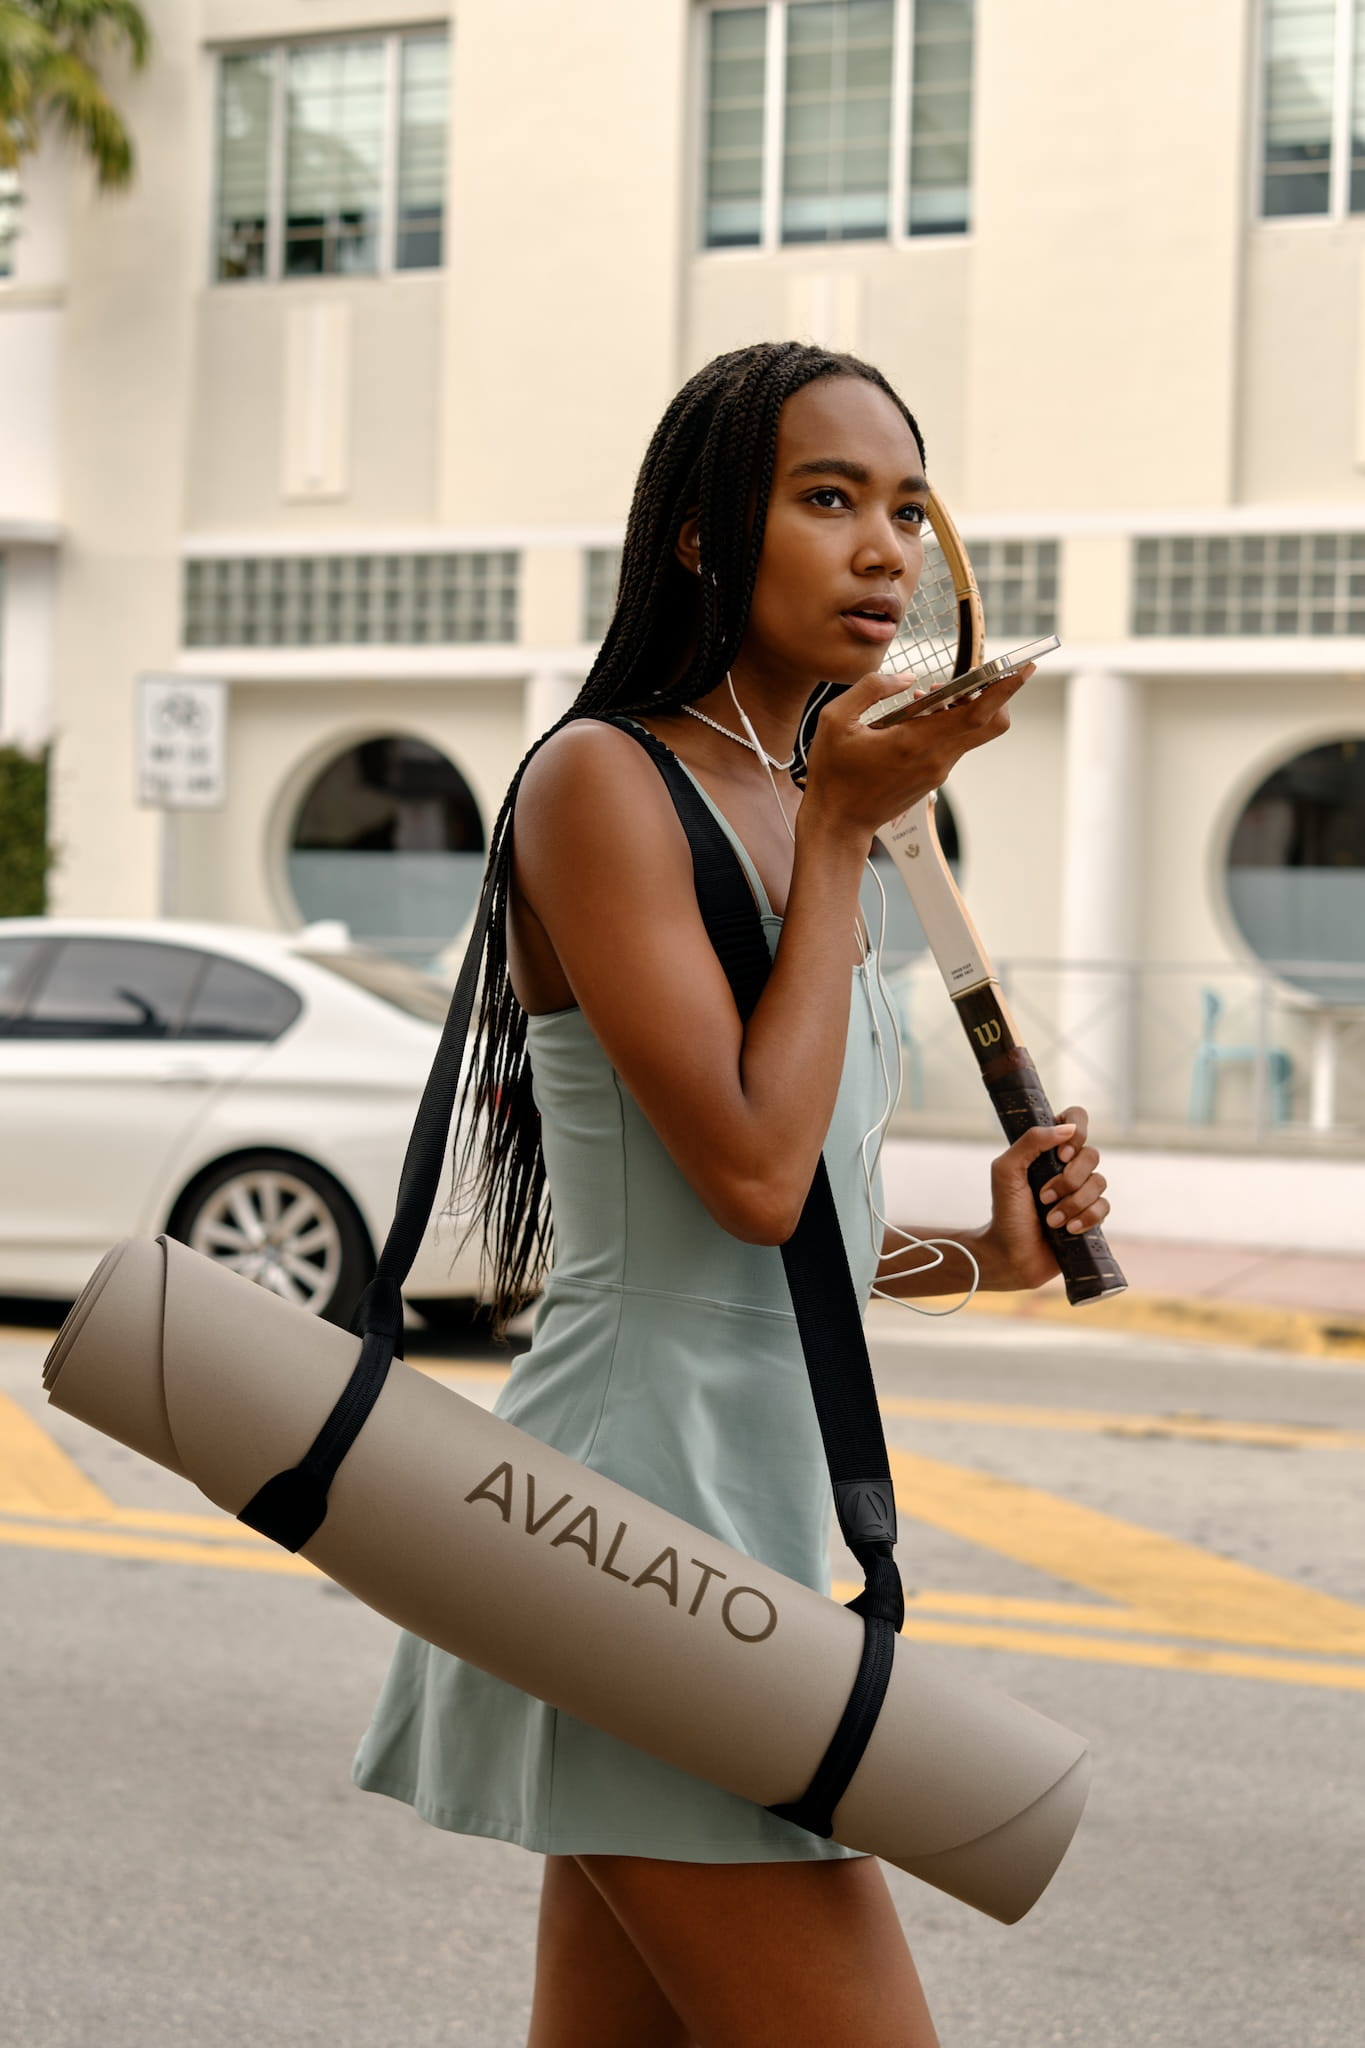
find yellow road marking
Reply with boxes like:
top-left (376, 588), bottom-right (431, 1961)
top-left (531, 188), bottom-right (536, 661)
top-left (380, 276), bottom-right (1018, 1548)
top-left (879, 1395), bottom-right (1365, 1453)
top-left (0, 1392), bottom-right (111, 1519)
top-left (7, 1378), bottom-right (1365, 1683)
top-left (898, 1617), bottom-right (1365, 1691)
top-left (418, 1368), bottom-right (1365, 1454)
top-left (889, 1448), bottom-right (1365, 1656)
top-left (0, 1514), bottom-right (317, 1575)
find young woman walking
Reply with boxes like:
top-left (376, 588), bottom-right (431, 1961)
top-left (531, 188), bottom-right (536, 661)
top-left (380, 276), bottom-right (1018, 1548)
top-left (353, 342), bottom-right (1109, 2047)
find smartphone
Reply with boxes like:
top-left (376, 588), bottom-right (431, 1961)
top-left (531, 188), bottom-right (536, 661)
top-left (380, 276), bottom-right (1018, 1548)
top-left (858, 634), bottom-right (1061, 729)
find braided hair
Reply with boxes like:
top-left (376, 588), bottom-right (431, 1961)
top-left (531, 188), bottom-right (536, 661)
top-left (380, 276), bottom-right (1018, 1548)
top-left (454, 341), bottom-right (925, 1332)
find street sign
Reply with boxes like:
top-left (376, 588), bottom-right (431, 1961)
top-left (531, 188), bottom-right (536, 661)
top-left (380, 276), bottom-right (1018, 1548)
top-left (136, 676), bottom-right (227, 810)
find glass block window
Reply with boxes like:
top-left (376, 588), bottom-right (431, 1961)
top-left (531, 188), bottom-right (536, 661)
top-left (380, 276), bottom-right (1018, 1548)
top-left (700, 0), bottom-right (975, 250)
top-left (1260, 0), bottom-right (1365, 219)
top-left (182, 554), bottom-right (519, 647)
top-left (214, 30), bottom-right (449, 282)
top-left (971, 539), bottom-right (1059, 638)
top-left (1132, 533), bottom-right (1365, 635)
top-left (583, 549), bottom-right (623, 641)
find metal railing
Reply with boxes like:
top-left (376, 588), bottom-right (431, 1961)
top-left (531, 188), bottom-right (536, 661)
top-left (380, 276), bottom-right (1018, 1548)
top-left (884, 955), bottom-right (1365, 1150)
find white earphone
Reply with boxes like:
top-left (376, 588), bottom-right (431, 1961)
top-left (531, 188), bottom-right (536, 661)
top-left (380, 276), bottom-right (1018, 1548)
top-left (725, 673), bottom-right (979, 1319)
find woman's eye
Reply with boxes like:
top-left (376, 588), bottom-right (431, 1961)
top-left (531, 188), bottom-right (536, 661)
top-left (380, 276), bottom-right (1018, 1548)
top-left (806, 487), bottom-right (848, 509)
top-left (897, 503), bottom-right (927, 527)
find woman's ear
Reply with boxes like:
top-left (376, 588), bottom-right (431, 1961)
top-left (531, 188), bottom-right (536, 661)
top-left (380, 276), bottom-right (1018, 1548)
top-left (674, 513), bottom-right (703, 578)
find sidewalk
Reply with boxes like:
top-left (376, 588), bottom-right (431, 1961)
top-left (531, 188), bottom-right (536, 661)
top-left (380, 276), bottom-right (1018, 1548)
top-left (970, 1235), bottom-right (1365, 1363)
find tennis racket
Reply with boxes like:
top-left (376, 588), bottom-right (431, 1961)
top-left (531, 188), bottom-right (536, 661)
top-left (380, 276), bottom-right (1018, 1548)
top-left (862, 492), bottom-right (1125, 1306)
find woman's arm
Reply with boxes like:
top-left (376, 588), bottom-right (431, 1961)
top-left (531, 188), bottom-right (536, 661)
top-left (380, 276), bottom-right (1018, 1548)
top-left (512, 675), bottom-right (1023, 1246)
top-left (875, 1108), bottom-right (1110, 1297)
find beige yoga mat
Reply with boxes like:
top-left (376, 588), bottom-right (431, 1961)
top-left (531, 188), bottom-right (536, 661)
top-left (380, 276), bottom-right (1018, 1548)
top-left (43, 1234), bottom-right (1090, 1923)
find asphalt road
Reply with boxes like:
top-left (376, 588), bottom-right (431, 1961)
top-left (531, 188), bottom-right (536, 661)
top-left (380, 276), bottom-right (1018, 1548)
top-left (2, 1299), bottom-right (1362, 2047)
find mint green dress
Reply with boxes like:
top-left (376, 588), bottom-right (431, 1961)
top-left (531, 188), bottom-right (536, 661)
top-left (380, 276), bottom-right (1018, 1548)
top-left (353, 771), bottom-right (897, 1861)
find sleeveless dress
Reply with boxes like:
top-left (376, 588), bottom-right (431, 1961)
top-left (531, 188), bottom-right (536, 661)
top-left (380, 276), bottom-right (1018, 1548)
top-left (352, 768), bottom-right (899, 1862)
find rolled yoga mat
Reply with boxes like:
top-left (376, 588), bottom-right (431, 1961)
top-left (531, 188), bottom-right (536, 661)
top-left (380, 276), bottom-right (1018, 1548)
top-left (43, 1234), bottom-right (1090, 1924)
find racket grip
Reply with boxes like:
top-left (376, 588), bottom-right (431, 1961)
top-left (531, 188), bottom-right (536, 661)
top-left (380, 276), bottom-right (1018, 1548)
top-left (979, 1054), bottom-right (1127, 1306)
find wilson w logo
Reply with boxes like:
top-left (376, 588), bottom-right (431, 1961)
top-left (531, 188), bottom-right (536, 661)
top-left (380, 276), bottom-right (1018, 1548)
top-left (973, 1019), bottom-right (1003, 1049)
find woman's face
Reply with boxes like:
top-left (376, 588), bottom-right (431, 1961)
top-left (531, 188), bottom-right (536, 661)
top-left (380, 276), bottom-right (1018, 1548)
top-left (738, 374), bottom-right (927, 693)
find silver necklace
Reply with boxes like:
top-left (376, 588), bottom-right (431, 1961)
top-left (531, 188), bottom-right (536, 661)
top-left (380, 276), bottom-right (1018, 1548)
top-left (681, 704), bottom-right (796, 773)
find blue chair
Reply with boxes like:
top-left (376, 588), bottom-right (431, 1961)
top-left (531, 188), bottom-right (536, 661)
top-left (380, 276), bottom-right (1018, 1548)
top-left (1188, 989), bottom-right (1292, 1125)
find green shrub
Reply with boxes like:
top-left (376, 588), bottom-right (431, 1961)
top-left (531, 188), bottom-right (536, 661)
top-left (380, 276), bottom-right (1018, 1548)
top-left (0, 744), bottom-right (53, 915)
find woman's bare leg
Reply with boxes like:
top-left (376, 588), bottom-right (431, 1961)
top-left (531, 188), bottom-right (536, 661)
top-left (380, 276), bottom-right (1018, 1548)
top-left (527, 1854), bottom-right (692, 2048)
top-left (578, 1853), bottom-right (940, 2048)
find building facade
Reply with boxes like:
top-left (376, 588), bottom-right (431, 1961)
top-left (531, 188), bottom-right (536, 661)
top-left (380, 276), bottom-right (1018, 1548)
top-left (2, 0), bottom-right (1364, 1154)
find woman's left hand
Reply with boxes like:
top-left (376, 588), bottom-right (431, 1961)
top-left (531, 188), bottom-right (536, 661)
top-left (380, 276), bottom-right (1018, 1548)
top-left (979, 1106), bottom-right (1110, 1291)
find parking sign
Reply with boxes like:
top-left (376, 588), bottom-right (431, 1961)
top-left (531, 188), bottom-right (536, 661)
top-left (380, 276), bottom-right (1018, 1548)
top-left (136, 676), bottom-right (228, 809)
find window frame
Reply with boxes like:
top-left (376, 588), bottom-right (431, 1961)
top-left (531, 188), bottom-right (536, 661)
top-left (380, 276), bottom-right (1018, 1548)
top-left (1254, 0), bottom-right (1364, 224)
top-left (695, 0), bottom-right (974, 256)
top-left (209, 25), bottom-right (451, 288)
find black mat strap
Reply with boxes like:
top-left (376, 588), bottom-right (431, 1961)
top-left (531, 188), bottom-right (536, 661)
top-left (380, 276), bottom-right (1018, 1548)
top-left (607, 718), bottom-right (904, 1831)
top-left (237, 856), bottom-right (502, 1551)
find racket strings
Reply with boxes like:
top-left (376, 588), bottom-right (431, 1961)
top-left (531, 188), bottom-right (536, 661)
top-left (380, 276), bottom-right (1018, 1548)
top-left (885, 516), bottom-right (965, 687)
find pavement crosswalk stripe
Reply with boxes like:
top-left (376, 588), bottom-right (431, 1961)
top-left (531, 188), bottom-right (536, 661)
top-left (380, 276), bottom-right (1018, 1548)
top-left (889, 1448), bottom-right (1365, 1657)
top-left (0, 1392), bottom-right (112, 1520)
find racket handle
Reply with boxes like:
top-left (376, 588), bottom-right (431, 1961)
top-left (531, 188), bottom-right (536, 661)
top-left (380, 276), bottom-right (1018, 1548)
top-left (949, 987), bottom-right (1126, 1305)
top-left (982, 1055), bottom-right (1126, 1304)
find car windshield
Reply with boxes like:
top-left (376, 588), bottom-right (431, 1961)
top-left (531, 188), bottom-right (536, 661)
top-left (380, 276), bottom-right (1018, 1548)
top-left (298, 950), bottom-right (452, 1026)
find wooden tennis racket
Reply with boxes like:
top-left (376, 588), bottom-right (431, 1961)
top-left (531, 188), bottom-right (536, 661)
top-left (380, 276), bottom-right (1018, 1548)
top-left (864, 492), bottom-right (1126, 1306)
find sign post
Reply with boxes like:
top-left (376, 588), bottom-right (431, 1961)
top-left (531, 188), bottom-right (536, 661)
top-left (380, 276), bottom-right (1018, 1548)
top-left (135, 676), bottom-right (228, 917)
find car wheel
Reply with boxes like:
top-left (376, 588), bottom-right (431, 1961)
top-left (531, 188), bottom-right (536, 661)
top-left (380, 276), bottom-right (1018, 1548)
top-left (406, 1294), bottom-right (483, 1333)
top-left (168, 1151), bottom-right (373, 1327)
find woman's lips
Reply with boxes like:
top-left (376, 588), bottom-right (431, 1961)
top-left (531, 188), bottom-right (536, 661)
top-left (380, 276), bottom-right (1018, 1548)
top-left (840, 611), bottom-right (900, 645)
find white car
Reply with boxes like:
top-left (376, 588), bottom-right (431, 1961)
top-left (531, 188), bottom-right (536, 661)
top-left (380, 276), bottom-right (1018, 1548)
top-left (0, 917), bottom-right (486, 1327)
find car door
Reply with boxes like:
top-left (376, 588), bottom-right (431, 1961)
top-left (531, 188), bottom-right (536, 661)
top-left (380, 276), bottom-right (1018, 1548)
top-left (0, 937), bottom-right (272, 1294)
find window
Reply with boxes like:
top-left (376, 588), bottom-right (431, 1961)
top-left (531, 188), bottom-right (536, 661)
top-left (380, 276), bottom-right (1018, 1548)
top-left (182, 552), bottom-right (519, 646)
top-left (970, 539), bottom-right (1059, 639)
top-left (1226, 739), bottom-right (1365, 1001)
top-left (1133, 532), bottom-right (1365, 635)
top-left (1260, 0), bottom-right (1365, 218)
top-left (583, 548), bottom-right (623, 640)
top-left (180, 958), bottom-right (301, 1042)
top-left (0, 167), bottom-right (19, 279)
top-left (288, 737), bottom-right (486, 967)
top-left (701, 0), bottom-right (974, 250)
top-left (214, 30), bottom-right (449, 281)
top-left (299, 950), bottom-right (453, 1024)
top-left (11, 941), bottom-right (203, 1040)
top-left (0, 935), bottom-right (45, 1025)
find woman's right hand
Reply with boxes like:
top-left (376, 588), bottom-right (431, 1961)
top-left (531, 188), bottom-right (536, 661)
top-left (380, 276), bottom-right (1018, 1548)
top-left (799, 664), bottom-right (1033, 847)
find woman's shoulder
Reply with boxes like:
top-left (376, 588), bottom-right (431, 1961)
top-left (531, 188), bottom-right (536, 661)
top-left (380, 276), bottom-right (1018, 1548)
top-left (514, 717), bottom-right (690, 878)
top-left (519, 718), bottom-right (671, 827)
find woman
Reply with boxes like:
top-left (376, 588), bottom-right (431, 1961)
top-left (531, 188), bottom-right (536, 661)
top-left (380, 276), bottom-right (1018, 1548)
top-left (354, 343), bottom-right (1109, 2047)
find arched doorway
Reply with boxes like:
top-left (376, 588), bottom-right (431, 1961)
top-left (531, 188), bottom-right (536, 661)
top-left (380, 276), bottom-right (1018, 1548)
top-left (1226, 738), bottom-right (1365, 1004)
top-left (287, 735), bottom-right (485, 967)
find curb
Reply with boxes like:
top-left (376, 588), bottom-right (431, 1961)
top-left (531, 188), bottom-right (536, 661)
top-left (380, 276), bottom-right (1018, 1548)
top-left (961, 1286), bottom-right (1365, 1364)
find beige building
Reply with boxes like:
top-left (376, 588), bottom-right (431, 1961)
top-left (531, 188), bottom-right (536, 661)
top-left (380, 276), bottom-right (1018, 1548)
top-left (2, 0), bottom-right (1364, 1212)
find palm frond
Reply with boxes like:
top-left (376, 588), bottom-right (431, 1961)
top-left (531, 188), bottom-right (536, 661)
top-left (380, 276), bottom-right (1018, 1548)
top-left (26, 1), bottom-right (152, 69)
top-left (28, 44), bottom-right (134, 184)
